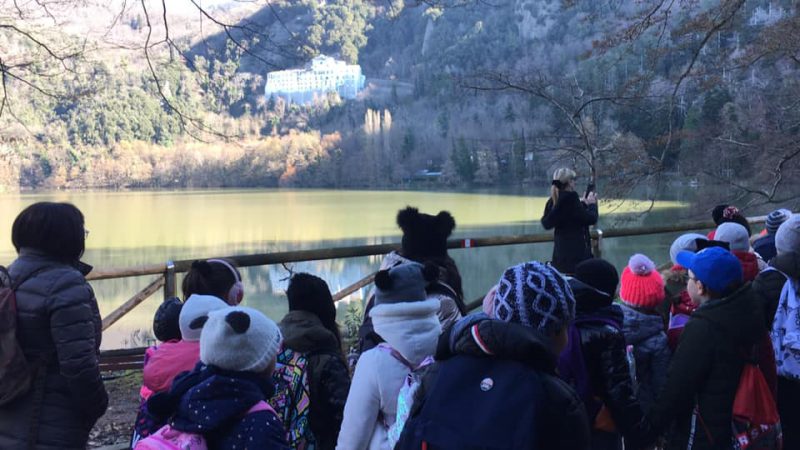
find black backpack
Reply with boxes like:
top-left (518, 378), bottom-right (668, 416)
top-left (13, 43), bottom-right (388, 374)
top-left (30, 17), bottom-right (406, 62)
top-left (396, 354), bottom-right (545, 449)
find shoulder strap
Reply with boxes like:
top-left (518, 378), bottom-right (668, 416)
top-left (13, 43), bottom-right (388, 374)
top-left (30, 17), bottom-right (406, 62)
top-left (377, 344), bottom-right (417, 371)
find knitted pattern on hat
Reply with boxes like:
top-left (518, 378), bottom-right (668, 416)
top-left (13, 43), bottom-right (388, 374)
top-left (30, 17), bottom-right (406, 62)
top-left (776, 214), bottom-right (800, 255)
top-left (669, 233), bottom-right (706, 266)
top-left (200, 306), bottom-right (282, 373)
top-left (493, 261), bottom-right (575, 336)
top-left (619, 254), bottom-right (665, 309)
top-left (179, 294), bottom-right (229, 341)
top-left (766, 209), bottom-right (792, 235)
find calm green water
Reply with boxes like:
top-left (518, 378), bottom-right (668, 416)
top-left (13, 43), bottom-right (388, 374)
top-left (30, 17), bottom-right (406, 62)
top-left (0, 189), bottom-right (696, 349)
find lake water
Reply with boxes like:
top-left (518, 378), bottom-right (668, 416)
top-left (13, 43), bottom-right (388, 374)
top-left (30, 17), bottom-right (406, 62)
top-left (0, 189), bottom-right (698, 349)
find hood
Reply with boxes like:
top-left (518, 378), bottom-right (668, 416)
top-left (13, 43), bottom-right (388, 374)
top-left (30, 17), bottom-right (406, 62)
top-left (733, 250), bottom-right (760, 282)
top-left (619, 303), bottom-right (665, 345)
top-left (771, 251), bottom-right (800, 280)
top-left (438, 314), bottom-right (557, 373)
top-left (694, 284), bottom-right (765, 346)
top-left (575, 303), bottom-right (624, 327)
top-left (370, 299), bottom-right (441, 365)
top-left (143, 340), bottom-right (201, 393)
top-left (279, 310), bottom-right (340, 354)
top-left (169, 365), bottom-right (274, 433)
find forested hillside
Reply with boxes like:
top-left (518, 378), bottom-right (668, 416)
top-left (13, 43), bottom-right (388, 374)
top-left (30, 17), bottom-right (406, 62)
top-left (1, 0), bottom-right (798, 208)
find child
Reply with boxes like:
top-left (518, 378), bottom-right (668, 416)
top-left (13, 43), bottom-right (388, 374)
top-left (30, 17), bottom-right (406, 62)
top-left (182, 259), bottom-right (245, 305)
top-left (560, 258), bottom-right (653, 450)
top-left (397, 261), bottom-right (590, 450)
top-left (276, 273), bottom-right (351, 450)
top-left (338, 262), bottom-right (441, 450)
top-left (138, 307), bottom-right (289, 449)
top-left (618, 254), bottom-right (671, 414)
top-left (714, 222), bottom-right (766, 281)
top-left (131, 294), bottom-right (228, 446)
top-left (139, 297), bottom-right (183, 402)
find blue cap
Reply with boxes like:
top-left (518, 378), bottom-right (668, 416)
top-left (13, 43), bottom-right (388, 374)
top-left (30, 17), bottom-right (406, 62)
top-left (676, 247), bottom-right (743, 294)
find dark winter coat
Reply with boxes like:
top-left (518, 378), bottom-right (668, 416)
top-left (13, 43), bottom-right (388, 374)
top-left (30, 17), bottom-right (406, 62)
top-left (753, 251), bottom-right (800, 327)
top-left (541, 190), bottom-right (598, 274)
top-left (753, 233), bottom-right (777, 264)
top-left (649, 284), bottom-right (770, 450)
top-left (574, 305), bottom-right (652, 449)
top-left (401, 316), bottom-right (591, 450)
top-left (619, 304), bottom-right (671, 415)
top-left (279, 310), bottom-right (350, 450)
top-left (0, 249), bottom-right (108, 450)
top-left (146, 363), bottom-right (289, 449)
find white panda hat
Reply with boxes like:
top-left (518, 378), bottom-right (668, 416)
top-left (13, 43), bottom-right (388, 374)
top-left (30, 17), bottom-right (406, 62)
top-left (200, 306), bottom-right (282, 373)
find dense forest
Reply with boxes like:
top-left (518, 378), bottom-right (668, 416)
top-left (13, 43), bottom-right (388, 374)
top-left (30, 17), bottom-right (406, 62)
top-left (1, 0), bottom-right (798, 209)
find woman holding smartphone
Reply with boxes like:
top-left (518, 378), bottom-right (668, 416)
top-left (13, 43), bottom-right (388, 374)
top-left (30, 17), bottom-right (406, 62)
top-left (541, 168), bottom-right (599, 274)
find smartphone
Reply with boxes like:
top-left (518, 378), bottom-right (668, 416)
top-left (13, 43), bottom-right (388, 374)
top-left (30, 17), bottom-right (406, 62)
top-left (585, 183), bottom-right (595, 198)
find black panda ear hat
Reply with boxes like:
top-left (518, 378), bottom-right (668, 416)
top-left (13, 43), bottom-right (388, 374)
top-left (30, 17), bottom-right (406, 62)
top-left (396, 206), bottom-right (456, 260)
top-left (200, 306), bottom-right (282, 373)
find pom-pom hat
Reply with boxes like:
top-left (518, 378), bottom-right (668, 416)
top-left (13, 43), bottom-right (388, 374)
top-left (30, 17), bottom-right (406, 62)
top-left (619, 254), bottom-right (665, 309)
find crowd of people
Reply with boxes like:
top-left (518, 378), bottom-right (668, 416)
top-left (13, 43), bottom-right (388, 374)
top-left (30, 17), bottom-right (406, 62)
top-left (0, 176), bottom-right (799, 449)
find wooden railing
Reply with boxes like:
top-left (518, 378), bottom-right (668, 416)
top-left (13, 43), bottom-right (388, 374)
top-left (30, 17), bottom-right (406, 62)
top-left (97, 214), bottom-right (771, 370)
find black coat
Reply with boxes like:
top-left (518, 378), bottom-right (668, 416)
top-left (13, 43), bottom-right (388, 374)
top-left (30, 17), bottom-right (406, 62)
top-left (403, 317), bottom-right (591, 450)
top-left (575, 305), bottom-right (653, 449)
top-left (649, 285), bottom-right (767, 450)
top-left (541, 190), bottom-right (598, 274)
top-left (279, 311), bottom-right (350, 450)
top-left (0, 249), bottom-right (108, 450)
top-left (753, 251), bottom-right (800, 327)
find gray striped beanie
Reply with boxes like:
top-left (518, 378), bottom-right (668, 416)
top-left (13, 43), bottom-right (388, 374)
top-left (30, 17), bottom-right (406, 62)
top-left (493, 261), bottom-right (575, 336)
top-left (766, 209), bottom-right (792, 235)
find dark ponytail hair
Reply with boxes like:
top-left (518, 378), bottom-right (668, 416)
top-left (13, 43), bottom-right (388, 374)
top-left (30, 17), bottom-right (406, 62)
top-left (182, 259), bottom-right (238, 301)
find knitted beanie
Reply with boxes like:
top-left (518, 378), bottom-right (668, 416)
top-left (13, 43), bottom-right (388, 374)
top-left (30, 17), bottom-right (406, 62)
top-left (374, 262), bottom-right (438, 305)
top-left (153, 297), bottom-right (183, 342)
top-left (179, 294), bottom-right (229, 341)
top-left (619, 254), bottom-right (665, 309)
top-left (200, 306), bottom-right (282, 373)
top-left (493, 261), bottom-right (575, 336)
top-left (715, 222), bottom-right (750, 252)
top-left (776, 214), bottom-right (800, 255)
top-left (669, 233), bottom-right (707, 266)
top-left (396, 206), bottom-right (456, 260)
top-left (573, 258), bottom-right (619, 307)
top-left (766, 209), bottom-right (792, 235)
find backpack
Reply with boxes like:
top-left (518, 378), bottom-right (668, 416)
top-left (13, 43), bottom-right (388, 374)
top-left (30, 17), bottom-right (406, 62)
top-left (766, 268), bottom-right (800, 380)
top-left (268, 347), bottom-right (317, 450)
top-left (134, 400), bottom-right (275, 450)
top-left (0, 265), bottom-right (51, 406)
top-left (396, 354), bottom-right (544, 449)
top-left (731, 359), bottom-right (783, 450)
top-left (375, 344), bottom-right (435, 449)
top-left (556, 317), bottom-right (622, 423)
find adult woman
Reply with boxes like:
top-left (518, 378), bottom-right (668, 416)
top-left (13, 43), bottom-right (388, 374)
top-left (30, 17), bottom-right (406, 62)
top-left (541, 168), bottom-right (599, 274)
top-left (0, 202), bottom-right (108, 449)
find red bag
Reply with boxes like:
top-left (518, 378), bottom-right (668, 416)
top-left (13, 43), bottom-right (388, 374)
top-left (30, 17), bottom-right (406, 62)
top-left (731, 363), bottom-right (782, 449)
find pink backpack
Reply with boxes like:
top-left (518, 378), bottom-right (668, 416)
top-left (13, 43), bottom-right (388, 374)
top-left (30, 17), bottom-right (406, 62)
top-left (134, 401), bottom-right (275, 450)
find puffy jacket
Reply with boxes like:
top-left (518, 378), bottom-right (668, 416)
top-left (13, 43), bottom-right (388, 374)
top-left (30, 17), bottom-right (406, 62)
top-left (574, 305), bottom-right (652, 449)
top-left (649, 285), bottom-right (771, 450)
top-left (753, 251), bottom-right (800, 326)
top-left (733, 250), bottom-right (763, 282)
top-left (0, 249), bottom-right (108, 450)
top-left (146, 363), bottom-right (289, 449)
top-left (279, 310), bottom-right (350, 450)
top-left (619, 304), bottom-right (671, 414)
top-left (400, 316), bottom-right (590, 450)
top-left (142, 339), bottom-right (200, 394)
top-left (541, 190), bottom-right (598, 274)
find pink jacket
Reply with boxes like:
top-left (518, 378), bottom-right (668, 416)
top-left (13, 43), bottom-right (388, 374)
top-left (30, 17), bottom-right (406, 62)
top-left (142, 340), bottom-right (201, 395)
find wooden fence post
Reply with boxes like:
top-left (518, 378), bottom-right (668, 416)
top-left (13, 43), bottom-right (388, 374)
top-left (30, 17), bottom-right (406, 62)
top-left (164, 260), bottom-right (176, 301)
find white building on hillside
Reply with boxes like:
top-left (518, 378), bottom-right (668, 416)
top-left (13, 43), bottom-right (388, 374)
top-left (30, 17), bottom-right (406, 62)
top-left (265, 55), bottom-right (366, 104)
